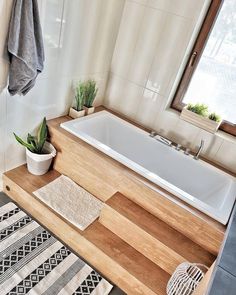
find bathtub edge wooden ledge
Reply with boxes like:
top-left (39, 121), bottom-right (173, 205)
top-left (2, 106), bottom-right (228, 295)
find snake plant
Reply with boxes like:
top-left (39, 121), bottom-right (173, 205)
top-left (13, 117), bottom-right (48, 154)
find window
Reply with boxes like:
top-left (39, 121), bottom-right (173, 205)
top-left (172, 0), bottom-right (236, 136)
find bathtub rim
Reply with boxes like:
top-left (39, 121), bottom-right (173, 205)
top-left (60, 110), bottom-right (236, 225)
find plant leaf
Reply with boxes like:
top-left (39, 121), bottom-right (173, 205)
top-left (13, 133), bottom-right (36, 152)
top-left (27, 133), bottom-right (38, 152)
top-left (37, 117), bottom-right (47, 153)
top-left (27, 133), bottom-right (36, 144)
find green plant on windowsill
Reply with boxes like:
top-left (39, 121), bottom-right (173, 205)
top-left (182, 103), bottom-right (222, 133)
top-left (208, 112), bottom-right (221, 122)
top-left (186, 103), bottom-right (209, 117)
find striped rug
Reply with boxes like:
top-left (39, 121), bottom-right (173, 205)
top-left (0, 202), bottom-right (113, 295)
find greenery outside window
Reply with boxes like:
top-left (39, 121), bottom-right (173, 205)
top-left (172, 0), bottom-right (236, 136)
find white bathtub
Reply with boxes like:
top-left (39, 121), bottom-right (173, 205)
top-left (61, 111), bottom-right (236, 224)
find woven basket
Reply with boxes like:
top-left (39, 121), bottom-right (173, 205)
top-left (167, 262), bottom-right (208, 295)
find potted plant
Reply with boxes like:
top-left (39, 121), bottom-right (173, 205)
top-left (13, 118), bottom-right (56, 175)
top-left (180, 103), bottom-right (222, 133)
top-left (83, 79), bottom-right (98, 115)
top-left (69, 81), bottom-right (86, 119)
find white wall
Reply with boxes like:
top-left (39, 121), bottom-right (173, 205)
top-left (0, 0), bottom-right (125, 179)
top-left (104, 0), bottom-right (236, 173)
top-left (1, 0), bottom-right (236, 177)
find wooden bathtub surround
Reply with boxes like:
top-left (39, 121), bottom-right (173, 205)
top-left (100, 193), bottom-right (216, 272)
top-left (48, 115), bottom-right (225, 255)
top-left (3, 110), bottom-right (227, 294)
top-left (192, 263), bottom-right (216, 295)
top-left (4, 166), bottom-right (217, 295)
top-left (3, 166), bottom-right (170, 295)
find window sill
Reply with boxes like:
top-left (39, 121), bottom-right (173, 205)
top-left (166, 107), bottom-right (236, 144)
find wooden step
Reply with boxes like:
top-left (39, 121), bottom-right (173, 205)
top-left (3, 165), bottom-right (170, 295)
top-left (99, 192), bottom-right (216, 274)
top-left (48, 114), bottom-right (225, 256)
top-left (85, 222), bottom-right (170, 295)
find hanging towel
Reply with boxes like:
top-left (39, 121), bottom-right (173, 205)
top-left (7, 0), bottom-right (45, 96)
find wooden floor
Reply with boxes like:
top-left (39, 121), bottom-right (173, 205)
top-left (3, 166), bottom-right (169, 295)
top-left (100, 193), bottom-right (216, 272)
top-left (0, 192), bottom-right (125, 295)
top-left (3, 165), bottom-right (219, 295)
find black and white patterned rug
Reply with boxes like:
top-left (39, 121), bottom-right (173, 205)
top-left (0, 202), bottom-right (113, 295)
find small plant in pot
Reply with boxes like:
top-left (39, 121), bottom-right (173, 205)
top-left (13, 118), bottom-right (56, 175)
top-left (208, 112), bottom-right (221, 123)
top-left (83, 79), bottom-right (98, 115)
top-left (186, 103), bottom-right (209, 117)
top-left (69, 82), bottom-right (86, 119)
top-left (180, 103), bottom-right (222, 133)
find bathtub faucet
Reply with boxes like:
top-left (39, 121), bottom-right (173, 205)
top-left (149, 131), bottom-right (172, 146)
top-left (194, 139), bottom-right (204, 160)
top-left (149, 131), bottom-right (158, 137)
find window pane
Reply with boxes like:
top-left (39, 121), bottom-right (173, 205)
top-left (183, 0), bottom-right (236, 123)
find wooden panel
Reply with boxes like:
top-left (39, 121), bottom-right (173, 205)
top-left (48, 116), bottom-right (225, 255)
top-left (3, 167), bottom-right (170, 295)
top-left (100, 204), bottom-right (186, 274)
top-left (193, 262), bottom-right (215, 295)
top-left (84, 223), bottom-right (170, 295)
top-left (104, 193), bottom-right (215, 267)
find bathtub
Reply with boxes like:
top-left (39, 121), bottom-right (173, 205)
top-left (61, 111), bottom-right (236, 224)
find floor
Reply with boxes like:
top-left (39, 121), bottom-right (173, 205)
top-left (0, 192), bottom-right (125, 295)
top-left (0, 191), bottom-right (10, 206)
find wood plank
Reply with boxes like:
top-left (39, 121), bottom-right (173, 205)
top-left (193, 262), bottom-right (215, 295)
top-left (48, 116), bottom-right (225, 255)
top-left (100, 204), bottom-right (186, 274)
top-left (3, 167), bottom-right (170, 295)
top-left (84, 222), bottom-right (170, 295)
top-left (101, 193), bottom-right (215, 268)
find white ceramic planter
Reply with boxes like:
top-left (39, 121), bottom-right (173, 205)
top-left (83, 106), bottom-right (95, 115)
top-left (69, 107), bottom-right (85, 119)
top-left (26, 142), bottom-right (57, 175)
top-left (180, 107), bottom-right (222, 133)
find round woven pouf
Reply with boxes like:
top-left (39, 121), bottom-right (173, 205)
top-left (166, 262), bottom-right (208, 295)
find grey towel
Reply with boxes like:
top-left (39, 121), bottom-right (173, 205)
top-left (7, 0), bottom-right (45, 96)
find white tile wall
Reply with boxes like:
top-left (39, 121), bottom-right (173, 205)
top-left (105, 74), bottom-right (144, 119)
top-left (146, 13), bottom-right (193, 97)
top-left (147, 0), bottom-right (206, 19)
top-left (0, 90), bottom-right (6, 177)
top-left (0, 0), bottom-right (125, 173)
top-left (104, 0), bottom-right (236, 173)
top-left (215, 141), bottom-right (236, 172)
top-left (0, 0), bottom-right (235, 175)
top-left (111, 1), bottom-right (145, 78)
top-left (127, 7), bottom-right (165, 87)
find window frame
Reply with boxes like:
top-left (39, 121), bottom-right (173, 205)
top-left (171, 0), bottom-right (236, 136)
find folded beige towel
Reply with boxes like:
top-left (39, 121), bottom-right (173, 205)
top-left (33, 175), bottom-right (103, 230)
